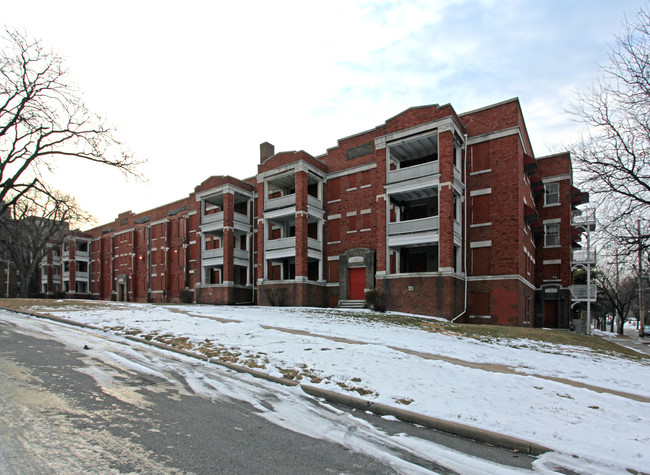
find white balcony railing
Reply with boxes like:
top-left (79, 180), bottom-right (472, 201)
top-left (202, 211), bottom-right (224, 226)
top-left (75, 251), bottom-right (90, 260)
top-left (234, 212), bottom-right (249, 226)
top-left (572, 249), bottom-right (596, 265)
top-left (202, 248), bottom-right (224, 260)
top-left (572, 285), bottom-right (598, 301)
top-left (75, 271), bottom-right (89, 281)
top-left (572, 208), bottom-right (596, 231)
top-left (265, 194), bottom-right (296, 211)
top-left (307, 194), bottom-right (323, 210)
top-left (308, 237), bottom-right (321, 252)
top-left (266, 237), bottom-right (296, 251)
top-left (233, 248), bottom-right (249, 261)
top-left (387, 161), bottom-right (439, 184)
top-left (454, 220), bottom-right (462, 236)
top-left (388, 216), bottom-right (439, 235)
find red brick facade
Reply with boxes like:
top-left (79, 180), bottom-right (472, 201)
top-left (41, 98), bottom-right (585, 327)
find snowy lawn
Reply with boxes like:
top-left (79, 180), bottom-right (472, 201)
top-left (4, 299), bottom-right (650, 474)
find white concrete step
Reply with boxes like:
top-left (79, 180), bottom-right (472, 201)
top-left (338, 299), bottom-right (365, 309)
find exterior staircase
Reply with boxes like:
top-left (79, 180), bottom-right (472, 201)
top-left (338, 300), bottom-right (365, 309)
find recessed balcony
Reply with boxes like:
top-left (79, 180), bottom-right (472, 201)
top-left (266, 237), bottom-right (296, 252)
top-left (265, 194), bottom-right (296, 211)
top-left (387, 161), bottom-right (439, 184)
top-left (388, 216), bottom-right (439, 235)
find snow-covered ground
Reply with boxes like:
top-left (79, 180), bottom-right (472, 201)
top-left (13, 301), bottom-right (650, 474)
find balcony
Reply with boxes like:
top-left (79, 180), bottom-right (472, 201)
top-left (572, 249), bottom-right (596, 265)
top-left (572, 208), bottom-right (596, 230)
top-left (266, 237), bottom-right (296, 252)
top-left (572, 284), bottom-right (597, 302)
top-left (234, 248), bottom-right (249, 261)
top-left (76, 250), bottom-right (89, 260)
top-left (387, 161), bottom-right (439, 184)
top-left (234, 211), bottom-right (250, 228)
top-left (308, 237), bottom-right (321, 252)
top-left (388, 216), bottom-right (439, 235)
top-left (76, 271), bottom-right (89, 281)
top-left (202, 211), bottom-right (224, 226)
top-left (307, 194), bottom-right (323, 210)
top-left (454, 220), bottom-right (462, 236)
top-left (265, 194), bottom-right (296, 211)
top-left (202, 248), bottom-right (224, 260)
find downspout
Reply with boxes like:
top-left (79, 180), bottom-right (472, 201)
top-left (452, 134), bottom-right (469, 322)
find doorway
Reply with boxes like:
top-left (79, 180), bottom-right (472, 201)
top-left (348, 267), bottom-right (366, 300)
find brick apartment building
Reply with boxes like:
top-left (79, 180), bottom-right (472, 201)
top-left (41, 98), bottom-right (589, 327)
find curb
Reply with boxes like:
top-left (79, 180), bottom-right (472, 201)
top-left (128, 337), bottom-right (550, 455)
top-left (2, 307), bottom-right (551, 456)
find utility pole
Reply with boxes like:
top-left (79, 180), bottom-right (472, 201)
top-left (639, 220), bottom-right (645, 338)
top-left (614, 250), bottom-right (619, 333)
top-left (5, 260), bottom-right (9, 298)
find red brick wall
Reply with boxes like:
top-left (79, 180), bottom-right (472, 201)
top-left (378, 275), bottom-right (464, 319)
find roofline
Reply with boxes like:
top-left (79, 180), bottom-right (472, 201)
top-left (459, 97), bottom-right (520, 117)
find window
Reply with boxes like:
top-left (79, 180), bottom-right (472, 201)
top-left (347, 214), bottom-right (357, 232)
top-left (545, 182), bottom-right (560, 206)
top-left (471, 143), bottom-right (489, 172)
top-left (361, 213), bottom-right (372, 230)
top-left (347, 173), bottom-right (358, 190)
top-left (328, 178), bottom-right (341, 202)
top-left (545, 223), bottom-right (560, 247)
top-left (472, 194), bottom-right (490, 224)
top-left (470, 291), bottom-right (490, 316)
top-left (361, 170), bottom-right (372, 187)
top-left (329, 219), bottom-right (340, 242)
top-left (471, 247), bottom-right (490, 275)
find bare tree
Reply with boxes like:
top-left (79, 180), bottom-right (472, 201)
top-left (0, 188), bottom-right (91, 297)
top-left (570, 9), bottom-right (650, 255)
top-left (0, 28), bottom-right (141, 216)
top-left (593, 263), bottom-right (638, 335)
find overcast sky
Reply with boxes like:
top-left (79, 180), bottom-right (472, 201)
top-left (2, 0), bottom-right (646, 227)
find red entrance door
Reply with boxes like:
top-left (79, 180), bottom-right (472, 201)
top-left (349, 267), bottom-right (366, 300)
top-left (544, 300), bottom-right (558, 328)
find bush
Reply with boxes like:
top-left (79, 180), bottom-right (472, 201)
top-left (365, 289), bottom-right (386, 312)
top-left (180, 289), bottom-right (194, 304)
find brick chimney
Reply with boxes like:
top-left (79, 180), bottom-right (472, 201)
top-left (260, 142), bottom-right (274, 163)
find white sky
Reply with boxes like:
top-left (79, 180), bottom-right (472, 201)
top-left (2, 0), bottom-right (645, 227)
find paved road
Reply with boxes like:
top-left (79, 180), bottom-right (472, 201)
top-left (0, 312), bottom-right (538, 474)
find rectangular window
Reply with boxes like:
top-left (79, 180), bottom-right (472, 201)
top-left (361, 170), bottom-right (372, 187)
top-left (347, 173), bottom-right (358, 190)
top-left (328, 260), bottom-right (339, 282)
top-left (361, 213), bottom-right (372, 230)
top-left (545, 223), bottom-right (560, 247)
top-left (472, 194), bottom-right (490, 224)
top-left (329, 219), bottom-right (340, 241)
top-left (347, 215), bottom-right (357, 232)
top-left (328, 178), bottom-right (340, 201)
top-left (471, 247), bottom-right (490, 275)
top-left (545, 182), bottom-right (560, 206)
top-left (470, 291), bottom-right (490, 315)
top-left (471, 143), bottom-right (489, 172)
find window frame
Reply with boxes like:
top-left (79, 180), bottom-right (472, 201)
top-left (544, 182), bottom-right (560, 206)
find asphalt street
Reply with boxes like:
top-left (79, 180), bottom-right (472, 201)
top-left (0, 312), bottom-right (538, 474)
